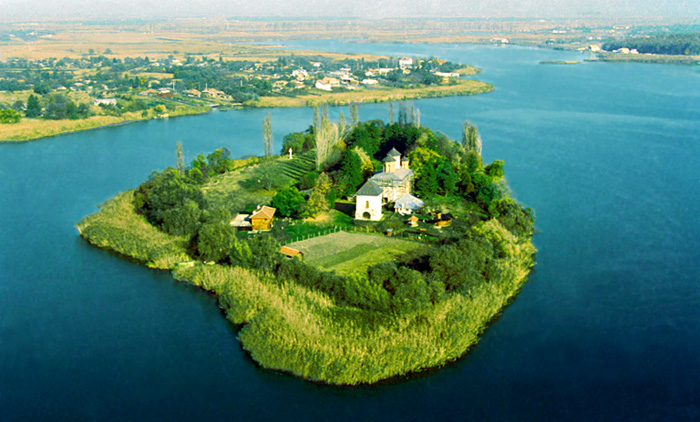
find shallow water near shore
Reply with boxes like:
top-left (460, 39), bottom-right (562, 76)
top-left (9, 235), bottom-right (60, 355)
top-left (1, 42), bottom-right (699, 421)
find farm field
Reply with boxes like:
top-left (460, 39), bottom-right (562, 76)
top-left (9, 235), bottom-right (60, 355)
top-left (287, 231), bottom-right (429, 276)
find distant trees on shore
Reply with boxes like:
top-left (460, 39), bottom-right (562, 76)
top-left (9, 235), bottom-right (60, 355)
top-left (603, 33), bottom-right (700, 55)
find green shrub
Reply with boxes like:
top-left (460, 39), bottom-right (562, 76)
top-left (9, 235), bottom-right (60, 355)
top-left (0, 109), bottom-right (21, 124)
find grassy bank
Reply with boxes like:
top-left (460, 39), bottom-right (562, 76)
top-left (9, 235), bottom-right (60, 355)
top-left (246, 79), bottom-right (494, 108)
top-left (76, 191), bottom-right (191, 270)
top-left (455, 65), bottom-right (482, 76)
top-left (0, 107), bottom-right (211, 143)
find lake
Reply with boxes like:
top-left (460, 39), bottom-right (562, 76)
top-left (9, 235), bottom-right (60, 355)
top-left (1, 42), bottom-right (699, 421)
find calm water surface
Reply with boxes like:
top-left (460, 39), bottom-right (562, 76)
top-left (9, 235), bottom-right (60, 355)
top-left (1, 43), bottom-right (699, 421)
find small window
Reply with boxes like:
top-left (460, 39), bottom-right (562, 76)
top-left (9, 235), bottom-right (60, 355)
top-left (365, 201), bottom-right (370, 208)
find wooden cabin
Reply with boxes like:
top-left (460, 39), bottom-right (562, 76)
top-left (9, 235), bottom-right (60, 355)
top-left (250, 206), bottom-right (276, 231)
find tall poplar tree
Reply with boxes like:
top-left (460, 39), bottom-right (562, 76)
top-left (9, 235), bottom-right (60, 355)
top-left (350, 104), bottom-right (359, 127)
top-left (263, 113), bottom-right (273, 157)
top-left (462, 120), bottom-right (482, 156)
top-left (313, 106), bottom-right (321, 133)
top-left (176, 141), bottom-right (185, 177)
top-left (338, 112), bottom-right (347, 137)
top-left (315, 113), bottom-right (339, 170)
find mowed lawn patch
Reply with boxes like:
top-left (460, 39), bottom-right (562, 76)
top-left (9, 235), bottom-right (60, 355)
top-left (287, 231), bottom-right (429, 276)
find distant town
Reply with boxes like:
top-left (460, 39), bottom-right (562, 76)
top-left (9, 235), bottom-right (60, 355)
top-left (0, 48), bottom-right (486, 140)
top-left (0, 51), bottom-right (473, 110)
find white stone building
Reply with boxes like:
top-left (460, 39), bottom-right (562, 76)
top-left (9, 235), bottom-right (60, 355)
top-left (354, 148), bottom-right (415, 221)
top-left (399, 57), bottom-right (414, 68)
top-left (354, 180), bottom-right (383, 221)
top-left (370, 148), bottom-right (414, 202)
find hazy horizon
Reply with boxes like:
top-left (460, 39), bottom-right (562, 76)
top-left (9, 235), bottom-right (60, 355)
top-left (1, 0), bottom-right (699, 21)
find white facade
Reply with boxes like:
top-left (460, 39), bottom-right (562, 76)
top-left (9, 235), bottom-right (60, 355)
top-left (93, 98), bottom-right (117, 106)
top-left (399, 57), bottom-right (414, 68)
top-left (315, 80), bottom-right (332, 91)
top-left (292, 69), bottom-right (309, 80)
top-left (355, 193), bottom-right (383, 221)
top-left (434, 72), bottom-right (460, 78)
top-left (355, 149), bottom-right (415, 221)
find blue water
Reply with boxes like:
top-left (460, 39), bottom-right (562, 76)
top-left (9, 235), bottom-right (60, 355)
top-left (1, 43), bottom-right (699, 421)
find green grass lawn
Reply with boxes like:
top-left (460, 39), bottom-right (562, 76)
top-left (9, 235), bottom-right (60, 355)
top-left (202, 152), bottom-right (317, 213)
top-left (201, 164), bottom-right (273, 212)
top-left (287, 231), bottom-right (429, 276)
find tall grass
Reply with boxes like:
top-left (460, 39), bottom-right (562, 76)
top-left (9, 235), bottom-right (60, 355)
top-left (76, 191), bottom-right (191, 269)
top-left (173, 230), bottom-right (534, 385)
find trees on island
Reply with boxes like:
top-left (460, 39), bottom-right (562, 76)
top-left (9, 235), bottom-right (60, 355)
top-left (314, 107), bottom-right (340, 170)
top-left (132, 113), bottom-right (534, 301)
top-left (281, 127), bottom-right (315, 155)
top-left (81, 112), bottom-right (536, 385)
top-left (350, 104), bottom-right (359, 127)
top-left (462, 120), bottom-right (482, 156)
top-left (263, 113), bottom-right (273, 158)
top-left (176, 142), bottom-right (185, 177)
top-left (271, 187), bottom-right (305, 218)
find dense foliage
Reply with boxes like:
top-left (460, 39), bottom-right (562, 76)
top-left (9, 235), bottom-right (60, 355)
top-left (171, 215), bottom-right (535, 384)
top-left (271, 187), bottom-right (305, 218)
top-left (42, 94), bottom-right (91, 120)
top-left (279, 116), bottom-right (515, 214)
top-left (0, 109), bottom-right (21, 124)
top-left (129, 118), bottom-right (534, 322)
top-left (133, 147), bottom-right (236, 241)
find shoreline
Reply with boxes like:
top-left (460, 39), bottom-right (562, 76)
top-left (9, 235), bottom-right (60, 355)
top-left (2, 118), bottom-right (144, 144)
top-left (247, 79), bottom-right (493, 108)
top-left (1, 80), bottom-right (492, 143)
top-left (0, 107), bottom-right (213, 143)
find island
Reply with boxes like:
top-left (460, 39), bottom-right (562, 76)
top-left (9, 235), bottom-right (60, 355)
top-left (77, 107), bottom-right (535, 385)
